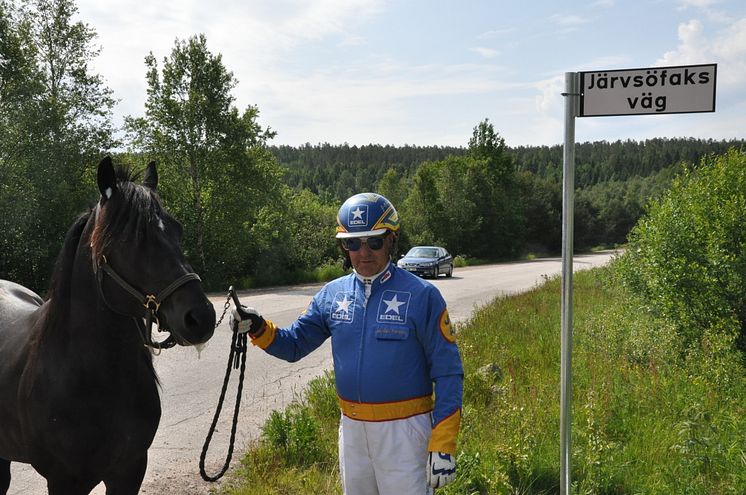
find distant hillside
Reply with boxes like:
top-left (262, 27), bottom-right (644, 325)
top-left (513, 137), bottom-right (746, 188)
top-left (269, 138), bottom-right (746, 200)
top-left (269, 143), bottom-right (466, 199)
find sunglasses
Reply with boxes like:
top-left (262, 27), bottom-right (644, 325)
top-left (341, 235), bottom-right (387, 252)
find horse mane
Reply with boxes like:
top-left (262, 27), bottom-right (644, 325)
top-left (40, 210), bottom-right (93, 339)
top-left (90, 165), bottom-right (163, 264)
top-left (42, 165), bottom-right (144, 330)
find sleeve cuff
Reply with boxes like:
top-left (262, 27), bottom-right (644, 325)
top-left (428, 408), bottom-right (461, 455)
top-left (250, 319), bottom-right (277, 349)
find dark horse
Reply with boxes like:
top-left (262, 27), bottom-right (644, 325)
top-left (0, 157), bottom-right (216, 494)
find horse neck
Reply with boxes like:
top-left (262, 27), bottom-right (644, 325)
top-left (52, 225), bottom-right (149, 360)
top-left (29, 210), bottom-right (157, 395)
top-left (54, 259), bottom-right (157, 393)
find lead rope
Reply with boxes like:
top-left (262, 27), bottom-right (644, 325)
top-left (199, 287), bottom-right (248, 482)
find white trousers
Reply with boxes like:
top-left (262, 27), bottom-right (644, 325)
top-left (338, 412), bottom-right (434, 495)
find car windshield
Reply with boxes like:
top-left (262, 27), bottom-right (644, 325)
top-left (407, 248), bottom-right (438, 258)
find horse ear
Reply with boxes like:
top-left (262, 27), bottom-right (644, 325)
top-left (143, 161), bottom-right (158, 190)
top-left (97, 156), bottom-right (117, 201)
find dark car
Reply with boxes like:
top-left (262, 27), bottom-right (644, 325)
top-left (397, 246), bottom-right (453, 278)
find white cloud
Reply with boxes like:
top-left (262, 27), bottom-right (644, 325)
top-left (574, 55), bottom-right (634, 72)
top-left (678, 0), bottom-right (720, 8)
top-left (478, 28), bottom-right (517, 40)
top-left (549, 14), bottom-right (590, 27)
top-left (712, 17), bottom-right (746, 59)
top-left (676, 0), bottom-right (733, 24)
top-left (657, 16), bottom-right (746, 86)
top-left (339, 36), bottom-right (367, 47)
top-left (280, 0), bottom-right (385, 41)
top-left (658, 19), bottom-right (709, 65)
top-left (535, 74), bottom-right (565, 116)
top-left (527, 74), bottom-right (565, 144)
top-left (77, 0), bottom-right (389, 129)
top-left (250, 55), bottom-right (554, 146)
top-left (471, 47), bottom-right (500, 58)
top-left (69, 0), bottom-right (746, 147)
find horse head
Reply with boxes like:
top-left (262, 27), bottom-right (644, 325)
top-left (91, 157), bottom-right (215, 347)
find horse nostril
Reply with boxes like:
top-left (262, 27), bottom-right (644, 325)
top-left (184, 302), bottom-right (216, 332)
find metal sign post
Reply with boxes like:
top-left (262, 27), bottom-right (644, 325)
top-left (560, 71), bottom-right (579, 495)
top-left (558, 63), bottom-right (715, 494)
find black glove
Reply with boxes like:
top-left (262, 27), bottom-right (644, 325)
top-left (228, 304), bottom-right (265, 337)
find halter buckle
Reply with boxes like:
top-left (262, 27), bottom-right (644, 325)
top-left (144, 295), bottom-right (161, 312)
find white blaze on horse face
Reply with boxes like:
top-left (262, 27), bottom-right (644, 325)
top-left (105, 187), bottom-right (112, 199)
top-left (157, 216), bottom-right (165, 231)
top-left (194, 342), bottom-right (207, 359)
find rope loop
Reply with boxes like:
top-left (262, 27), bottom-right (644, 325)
top-left (199, 288), bottom-right (248, 483)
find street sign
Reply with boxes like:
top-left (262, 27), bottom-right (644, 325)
top-left (560, 64), bottom-right (716, 494)
top-left (579, 63), bottom-right (717, 117)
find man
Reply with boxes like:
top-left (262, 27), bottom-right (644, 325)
top-left (230, 193), bottom-right (463, 494)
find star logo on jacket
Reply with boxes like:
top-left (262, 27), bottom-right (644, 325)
top-left (384, 295), bottom-right (405, 313)
top-left (336, 296), bottom-right (352, 313)
top-left (376, 290), bottom-right (411, 324)
top-left (348, 205), bottom-right (368, 226)
top-left (331, 292), bottom-right (355, 322)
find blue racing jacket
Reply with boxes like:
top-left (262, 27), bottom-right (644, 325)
top-left (251, 262), bottom-right (464, 454)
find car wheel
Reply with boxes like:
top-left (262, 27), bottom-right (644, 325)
top-left (446, 264), bottom-right (453, 277)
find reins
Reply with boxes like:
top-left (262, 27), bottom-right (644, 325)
top-left (199, 286), bottom-right (248, 482)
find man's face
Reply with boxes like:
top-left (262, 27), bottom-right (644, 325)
top-left (344, 234), bottom-right (392, 277)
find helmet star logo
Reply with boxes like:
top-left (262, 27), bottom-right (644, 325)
top-left (351, 207), bottom-right (365, 220)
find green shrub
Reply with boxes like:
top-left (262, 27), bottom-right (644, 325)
top-left (453, 255), bottom-right (491, 267)
top-left (313, 259), bottom-right (347, 283)
top-left (616, 148), bottom-right (746, 353)
top-left (303, 370), bottom-right (339, 422)
top-left (262, 405), bottom-right (324, 468)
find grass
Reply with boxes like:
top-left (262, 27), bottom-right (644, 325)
top-left (218, 371), bottom-right (342, 495)
top-left (220, 266), bottom-right (746, 494)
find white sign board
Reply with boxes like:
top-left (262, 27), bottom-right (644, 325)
top-left (579, 63), bottom-right (717, 117)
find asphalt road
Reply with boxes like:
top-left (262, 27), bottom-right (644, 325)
top-left (8, 251), bottom-right (617, 494)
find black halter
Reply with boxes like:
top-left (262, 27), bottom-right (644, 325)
top-left (94, 256), bottom-right (201, 350)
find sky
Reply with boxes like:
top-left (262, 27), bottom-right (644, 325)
top-left (75, 0), bottom-right (746, 148)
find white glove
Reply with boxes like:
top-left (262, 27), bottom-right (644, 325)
top-left (427, 451), bottom-right (456, 488)
top-left (228, 305), bottom-right (265, 335)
